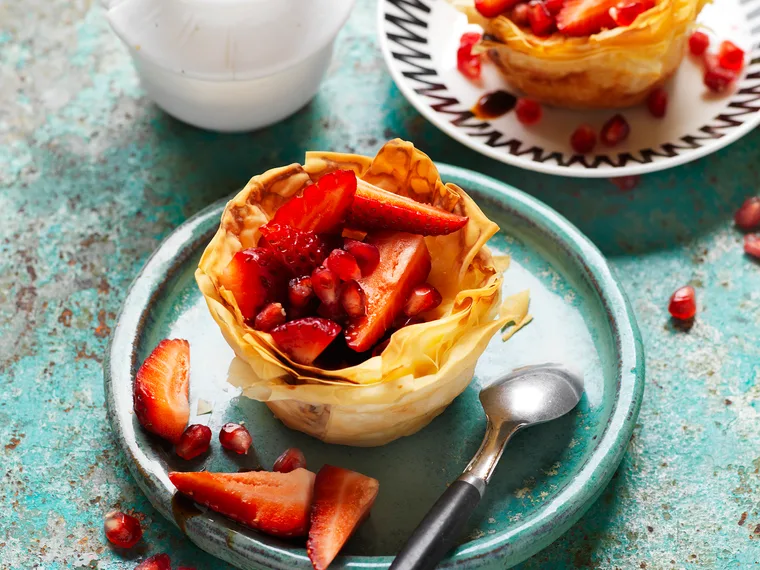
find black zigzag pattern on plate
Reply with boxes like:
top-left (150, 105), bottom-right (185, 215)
top-left (384, 0), bottom-right (760, 169)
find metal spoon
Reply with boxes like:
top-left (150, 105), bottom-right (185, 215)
top-left (390, 364), bottom-right (584, 570)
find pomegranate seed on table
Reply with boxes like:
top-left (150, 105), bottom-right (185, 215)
top-left (340, 280), bottom-right (367, 318)
top-left (475, 0), bottom-right (520, 17)
top-left (718, 40), bottom-right (745, 71)
top-left (404, 284), bottom-right (443, 317)
top-left (600, 114), bottom-right (630, 146)
top-left (104, 511), bottom-right (142, 548)
top-left (219, 423), bottom-right (253, 455)
top-left (311, 266), bottom-right (340, 305)
top-left (528, 1), bottom-right (555, 35)
top-left (735, 197), bottom-right (760, 231)
top-left (457, 43), bottom-right (481, 80)
top-left (610, 176), bottom-right (640, 191)
top-left (609, 0), bottom-right (654, 26)
top-left (668, 286), bottom-right (697, 320)
top-left (289, 276), bottom-right (315, 309)
top-left (273, 447), bottom-right (307, 473)
top-left (254, 302), bottom-right (287, 332)
top-left (570, 124), bottom-right (597, 153)
top-left (646, 88), bottom-right (668, 118)
top-left (175, 424), bottom-right (212, 460)
top-left (511, 3), bottom-right (531, 24)
top-left (343, 239), bottom-right (380, 276)
top-left (326, 249), bottom-right (362, 281)
top-left (135, 554), bottom-right (171, 570)
top-left (688, 30), bottom-right (709, 56)
top-left (515, 98), bottom-right (542, 125)
top-left (744, 234), bottom-right (760, 259)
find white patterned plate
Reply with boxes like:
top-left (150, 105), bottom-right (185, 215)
top-left (378, 0), bottom-right (760, 177)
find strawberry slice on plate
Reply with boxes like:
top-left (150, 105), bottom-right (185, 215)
top-left (218, 248), bottom-right (289, 320)
top-left (169, 469), bottom-right (316, 538)
top-left (557, 0), bottom-right (618, 36)
top-left (259, 223), bottom-right (329, 277)
top-left (348, 183), bottom-right (468, 236)
top-left (307, 465), bottom-right (380, 570)
top-left (345, 232), bottom-right (431, 352)
top-left (270, 317), bottom-right (342, 365)
top-left (272, 170), bottom-right (357, 233)
top-left (133, 338), bottom-right (190, 444)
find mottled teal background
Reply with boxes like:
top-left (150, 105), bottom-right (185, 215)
top-left (1, 0), bottom-right (759, 568)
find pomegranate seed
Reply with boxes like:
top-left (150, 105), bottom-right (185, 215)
top-left (515, 98), bottom-right (542, 125)
top-left (175, 424), bottom-right (212, 460)
top-left (404, 284), bottom-right (443, 317)
top-left (326, 249), bottom-right (362, 281)
top-left (570, 124), bottom-right (597, 154)
top-left (543, 0), bottom-right (564, 14)
top-left (735, 197), bottom-right (760, 231)
top-left (457, 43), bottom-right (481, 80)
top-left (135, 554), bottom-right (171, 570)
top-left (718, 40), bottom-right (745, 71)
top-left (600, 114), bottom-right (630, 147)
top-left (219, 423), bottom-right (252, 455)
top-left (104, 511), bottom-right (142, 549)
top-left (608, 0), bottom-right (654, 26)
top-left (703, 56), bottom-right (737, 93)
top-left (744, 234), bottom-right (760, 259)
top-left (372, 339), bottom-right (391, 358)
top-left (254, 302), bottom-right (286, 332)
top-left (311, 266), bottom-right (340, 305)
top-left (668, 286), bottom-right (697, 320)
top-left (528, 1), bottom-right (555, 35)
top-left (460, 32), bottom-right (482, 47)
top-left (511, 3), bottom-right (531, 25)
top-left (272, 447), bottom-right (307, 473)
top-left (646, 88), bottom-right (668, 118)
top-left (343, 239), bottom-right (380, 276)
top-left (688, 30), bottom-right (709, 56)
top-left (610, 175), bottom-right (640, 191)
top-left (317, 301), bottom-right (347, 322)
top-left (288, 276), bottom-right (314, 309)
top-left (340, 280), bottom-right (367, 318)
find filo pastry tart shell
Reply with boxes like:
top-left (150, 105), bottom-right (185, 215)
top-left (454, 0), bottom-right (709, 108)
top-left (196, 139), bottom-right (531, 446)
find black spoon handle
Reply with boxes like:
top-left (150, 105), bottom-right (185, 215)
top-left (389, 479), bottom-right (482, 570)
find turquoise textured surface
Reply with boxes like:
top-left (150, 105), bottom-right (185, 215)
top-left (1, 0), bottom-right (759, 568)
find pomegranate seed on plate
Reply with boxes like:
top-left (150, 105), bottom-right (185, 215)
top-left (609, 0), bottom-right (654, 26)
top-left (528, 1), bottom-right (555, 35)
top-left (272, 447), bottom-right (307, 473)
top-left (288, 276), bottom-right (314, 309)
top-left (404, 284), bottom-right (443, 317)
top-left (735, 197), bottom-right (760, 231)
top-left (703, 56), bottom-right (737, 93)
top-left (668, 286), bottom-right (697, 320)
top-left (511, 3), bottom-right (531, 24)
top-left (688, 30), bottom-right (709, 56)
top-left (219, 423), bottom-right (252, 455)
top-left (326, 249), bottom-right (362, 281)
top-left (457, 43), bottom-right (481, 80)
top-left (570, 124), bottom-right (597, 153)
top-left (175, 424), bottom-right (212, 460)
top-left (515, 98), bottom-right (542, 125)
top-left (646, 88), bottom-right (668, 118)
top-left (718, 40), bottom-right (745, 71)
top-left (610, 176), bottom-right (640, 191)
top-left (600, 114), bottom-right (630, 146)
top-left (104, 511), bottom-right (142, 548)
top-left (311, 266), bottom-right (340, 305)
top-left (460, 32), bottom-right (482, 47)
top-left (343, 239), bottom-right (380, 276)
top-left (340, 280), bottom-right (367, 318)
top-left (254, 302), bottom-right (287, 332)
top-left (135, 554), bottom-right (171, 570)
top-left (745, 234), bottom-right (760, 259)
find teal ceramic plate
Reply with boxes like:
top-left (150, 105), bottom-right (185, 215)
top-left (105, 164), bottom-right (645, 570)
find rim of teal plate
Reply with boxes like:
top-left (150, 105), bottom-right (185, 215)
top-left (104, 163), bottom-right (645, 570)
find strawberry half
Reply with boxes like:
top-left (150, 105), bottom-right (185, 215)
top-left (307, 465), bottom-right (380, 570)
top-left (270, 317), bottom-right (342, 365)
top-left (169, 469), bottom-right (316, 537)
top-left (348, 184), bottom-right (468, 236)
top-left (133, 339), bottom-right (190, 444)
top-left (272, 170), bottom-right (357, 233)
top-left (219, 248), bottom-right (289, 320)
top-left (259, 223), bottom-right (329, 277)
top-left (557, 0), bottom-right (618, 36)
top-left (345, 232), bottom-right (431, 352)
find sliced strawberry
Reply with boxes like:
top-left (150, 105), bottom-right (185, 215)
top-left (345, 232), bottom-right (431, 352)
top-left (219, 248), bottom-right (289, 320)
top-left (254, 302), bottom-right (287, 332)
top-left (259, 223), bottom-right (329, 277)
top-left (475, 0), bottom-right (522, 17)
top-left (168, 469), bottom-right (316, 537)
top-left (608, 0), bottom-right (654, 26)
top-left (557, 0), bottom-right (618, 36)
top-left (325, 249), bottom-right (362, 281)
top-left (272, 170), bottom-right (357, 233)
top-left (133, 339), bottom-right (190, 444)
top-left (307, 465), bottom-right (380, 570)
top-left (528, 1), bottom-right (556, 35)
top-left (343, 239), bottom-right (380, 276)
top-left (347, 185), bottom-right (468, 236)
top-left (270, 317), bottom-right (342, 365)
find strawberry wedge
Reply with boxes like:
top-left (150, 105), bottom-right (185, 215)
top-left (345, 232), bottom-right (431, 352)
top-left (219, 248), bottom-right (289, 320)
top-left (348, 183), bottom-right (468, 236)
top-left (307, 465), bottom-right (380, 570)
top-left (272, 170), bottom-right (357, 233)
top-left (270, 317), bottom-right (342, 365)
top-left (169, 469), bottom-right (316, 538)
top-left (133, 339), bottom-right (190, 444)
top-left (557, 0), bottom-right (618, 36)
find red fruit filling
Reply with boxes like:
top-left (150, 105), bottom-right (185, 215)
top-left (528, 1), bottom-right (556, 35)
top-left (688, 30), bottom-right (709, 56)
top-left (135, 554), bottom-right (171, 570)
top-left (544, 0), bottom-right (565, 14)
top-left (343, 239), bottom-right (380, 276)
top-left (556, 0), bottom-right (617, 37)
top-left (475, 0), bottom-right (521, 18)
top-left (340, 280), bottom-right (367, 319)
top-left (104, 511), bottom-right (143, 549)
top-left (744, 234), bottom-right (760, 259)
top-left (311, 266), bottom-right (340, 305)
top-left (646, 88), bottom-right (668, 118)
top-left (258, 223), bottom-right (328, 277)
top-left (511, 3), bottom-right (531, 25)
top-left (668, 286), bottom-right (697, 320)
top-left (404, 284), bottom-right (443, 317)
top-left (570, 124), bottom-right (597, 154)
top-left (219, 423), bottom-right (253, 455)
top-left (735, 197), bottom-right (760, 231)
top-left (288, 276), bottom-right (315, 309)
top-left (515, 98), bottom-right (543, 125)
top-left (273, 448), bottom-right (307, 473)
top-left (608, 0), bottom-right (654, 26)
top-left (270, 317), bottom-right (342, 365)
top-left (254, 302), bottom-right (287, 332)
top-left (600, 114), bottom-right (630, 147)
top-left (175, 424), bottom-right (212, 460)
top-left (219, 248), bottom-right (288, 320)
top-left (718, 40), bottom-right (745, 71)
top-left (326, 249), bottom-right (362, 281)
